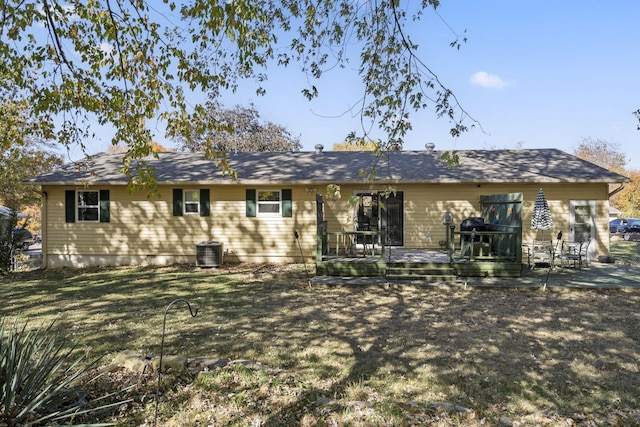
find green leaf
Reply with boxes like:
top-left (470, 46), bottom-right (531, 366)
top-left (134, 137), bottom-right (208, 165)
top-left (0, 0), bottom-right (476, 190)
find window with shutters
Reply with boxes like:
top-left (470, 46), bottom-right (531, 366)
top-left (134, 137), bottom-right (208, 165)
top-left (173, 188), bottom-right (210, 217)
top-left (77, 190), bottom-right (100, 222)
top-left (65, 190), bottom-right (110, 223)
top-left (184, 189), bottom-right (200, 214)
top-left (246, 189), bottom-right (291, 218)
top-left (257, 190), bottom-right (280, 216)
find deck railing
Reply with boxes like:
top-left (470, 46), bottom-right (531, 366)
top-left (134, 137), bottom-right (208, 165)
top-left (449, 224), bottom-right (521, 263)
top-left (317, 230), bottom-right (386, 261)
top-left (315, 225), bottom-right (520, 264)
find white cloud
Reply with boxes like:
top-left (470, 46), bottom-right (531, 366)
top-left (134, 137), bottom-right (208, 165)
top-left (470, 71), bottom-right (510, 89)
top-left (99, 43), bottom-right (115, 56)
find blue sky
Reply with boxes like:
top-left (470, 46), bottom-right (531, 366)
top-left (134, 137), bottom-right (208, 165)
top-left (87, 1), bottom-right (640, 170)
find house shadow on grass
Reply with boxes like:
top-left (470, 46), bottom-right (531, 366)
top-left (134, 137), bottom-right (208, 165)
top-left (2, 264), bottom-right (640, 424)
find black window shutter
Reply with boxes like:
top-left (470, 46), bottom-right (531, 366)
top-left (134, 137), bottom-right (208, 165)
top-left (282, 189), bottom-right (292, 217)
top-left (200, 189), bottom-right (210, 217)
top-left (173, 189), bottom-right (183, 216)
top-left (99, 190), bottom-right (110, 223)
top-left (65, 190), bottom-right (75, 223)
top-left (246, 189), bottom-right (256, 217)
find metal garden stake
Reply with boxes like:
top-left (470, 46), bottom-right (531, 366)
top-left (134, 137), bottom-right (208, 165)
top-left (154, 298), bottom-right (198, 427)
top-left (294, 230), bottom-right (312, 288)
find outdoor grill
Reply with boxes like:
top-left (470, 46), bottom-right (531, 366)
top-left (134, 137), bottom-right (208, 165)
top-left (460, 217), bottom-right (487, 242)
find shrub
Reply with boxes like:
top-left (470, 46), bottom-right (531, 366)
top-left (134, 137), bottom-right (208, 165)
top-left (0, 319), bottom-right (124, 426)
top-left (0, 212), bottom-right (19, 274)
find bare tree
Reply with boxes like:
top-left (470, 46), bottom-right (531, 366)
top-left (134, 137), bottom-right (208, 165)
top-left (174, 103), bottom-right (302, 153)
top-left (574, 137), bottom-right (627, 174)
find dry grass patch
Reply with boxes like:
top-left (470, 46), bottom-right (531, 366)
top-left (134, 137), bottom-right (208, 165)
top-left (2, 258), bottom-right (640, 425)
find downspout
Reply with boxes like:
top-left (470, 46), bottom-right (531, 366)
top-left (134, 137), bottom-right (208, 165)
top-left (609, 182), bottom-right (626, 198)
top-left (39, 190), bottom-right (47, 269)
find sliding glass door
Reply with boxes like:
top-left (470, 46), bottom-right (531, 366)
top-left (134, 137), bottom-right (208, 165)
top-left (355, 191), bottom-right (404, 246)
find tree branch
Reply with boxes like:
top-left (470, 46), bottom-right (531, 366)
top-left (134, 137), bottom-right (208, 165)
top-left (105, 0), bottom-right (129, 96)
top-left (41, 0), bottom-right (74, 73)
top-left (390, 1), bottom-right (482, 135)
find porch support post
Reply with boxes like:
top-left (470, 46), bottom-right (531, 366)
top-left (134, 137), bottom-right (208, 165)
top-left (316, 193), bottom-right (324, 265)
top-left (316, 222), bottom-right (324, 263)
top-left (448, 225), bottom-right (456, 264)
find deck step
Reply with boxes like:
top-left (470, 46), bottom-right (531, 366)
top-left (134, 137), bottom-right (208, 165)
top-left (385, 265), bottom-right (458, 282)
top-left (385, 274), bottom-right (458, 282)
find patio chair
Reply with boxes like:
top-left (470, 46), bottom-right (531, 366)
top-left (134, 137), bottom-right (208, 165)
top-left (529, 240), bottom-right (553, 269)
top-left (560, 240), bottom-right (590, 269)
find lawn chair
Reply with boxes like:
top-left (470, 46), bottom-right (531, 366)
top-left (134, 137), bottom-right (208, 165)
top-left (560, 240), bottom-right (590, 269)
top-left (529, 240), bottom-right (553, 269)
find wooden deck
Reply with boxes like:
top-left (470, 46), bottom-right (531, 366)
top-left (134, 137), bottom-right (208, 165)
top-left (384, 248), bottom-right (451, 263)
top-left (316, 224), bottom-right (523, 279)
top-left (312, 260), bottom-right (640, 290)
top-left (314, 191), bottom-right (524, 280)
top-left (322, 248), bottom-right (449, 263)
top-left (316, 247), bottom-right (523, 279)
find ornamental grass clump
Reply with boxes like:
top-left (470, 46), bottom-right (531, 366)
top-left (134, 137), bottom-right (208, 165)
top-left (0, 319), bottom-right (124, 426)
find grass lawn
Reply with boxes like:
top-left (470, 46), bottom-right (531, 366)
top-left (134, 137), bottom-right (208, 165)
top-left (2, 242), bottom-right (640, 426)
top-left (609, 236), bottom-right (640, 265)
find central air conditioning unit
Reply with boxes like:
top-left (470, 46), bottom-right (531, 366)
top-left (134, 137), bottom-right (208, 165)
top-left (196, 241), bottom-right (224, 267)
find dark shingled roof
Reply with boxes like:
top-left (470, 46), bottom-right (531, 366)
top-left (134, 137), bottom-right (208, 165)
top-left (26, 148), bottom-right (629, 185)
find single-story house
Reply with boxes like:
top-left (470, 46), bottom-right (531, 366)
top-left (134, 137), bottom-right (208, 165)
top-left (0, 205), bottom-right (28, 233)
top-left (26, 145), bottom-right (629, 276)
top-left (0, 205), bottom-right (28, 219)
top-left (609, 206), bottom-right (622, 221)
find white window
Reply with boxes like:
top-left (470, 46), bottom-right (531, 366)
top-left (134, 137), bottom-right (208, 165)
top-left (184, 190), bottom-right (200, 214)
top-left (77, 190), bottom-right (99, 222)
top-left (257, 190), bottom-right (280, 216)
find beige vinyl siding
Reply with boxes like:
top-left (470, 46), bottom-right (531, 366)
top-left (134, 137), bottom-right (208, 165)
top-left (322, 183), bottom-right (483, 249)
top-left (42, 185), bottom-right (318, 268)
top-left (321, 182), bottom-right (611, 257)
top-left (209, 186), bottom-right (316, 263)
top-left (41, 179), bottom-right (612, 268)
top-left (519, 183), bottom-right (609, 258)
